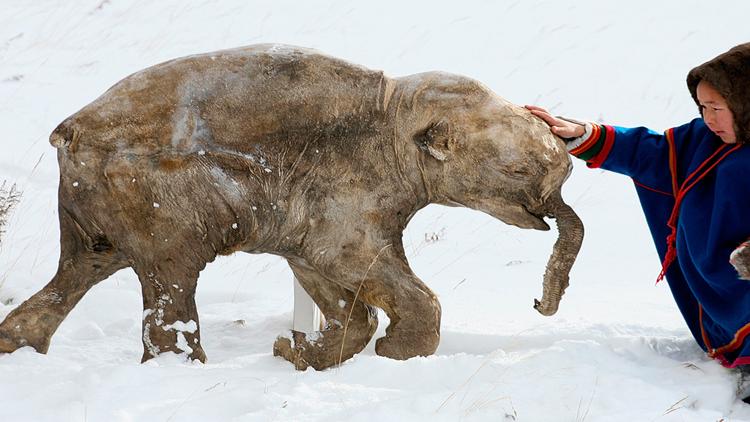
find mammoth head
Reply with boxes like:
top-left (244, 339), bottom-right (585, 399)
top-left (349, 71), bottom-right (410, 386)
top-left (412, 100), bottom-right (573, 232)
top-left (411, 95), bottom-right (583, 317)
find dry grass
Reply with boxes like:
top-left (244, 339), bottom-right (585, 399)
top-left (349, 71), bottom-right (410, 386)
top-left (337, 243), bottom-right (392, 366)
top-left (0, 181), bottom-right (21, 244)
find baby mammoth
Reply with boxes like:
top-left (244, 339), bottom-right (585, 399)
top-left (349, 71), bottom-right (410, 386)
top-left (0, 44), bottom-right (583, 370)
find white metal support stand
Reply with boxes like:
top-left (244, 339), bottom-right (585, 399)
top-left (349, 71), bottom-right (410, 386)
top-left (292, 278), bottom-right (324, 332)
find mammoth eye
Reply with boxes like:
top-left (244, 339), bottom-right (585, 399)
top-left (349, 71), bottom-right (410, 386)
top-left (499, 165), bottom-right (531, 179)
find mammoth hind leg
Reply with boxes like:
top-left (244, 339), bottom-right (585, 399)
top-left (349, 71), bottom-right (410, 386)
top-left (134, 260), bottom-right (206, 363)
top-left (0, 208), bottom-right (127, 354)
top-left (273, 261), bottom-right (378, 370)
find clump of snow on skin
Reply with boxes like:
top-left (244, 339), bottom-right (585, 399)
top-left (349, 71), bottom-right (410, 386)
top-left (252, 206), bottom-right (257, 210)
top-left (154, 308), bottom-right (164, 326)
top-left (306, 331), bottom-right (322, 344)
top-left (198, 149), bottom-right (206, 155)
top-left (72, 181), bottom-right (79, 187)
top-left (162, 320), bottom-right (198, 334)
top-left (131, 178), bottom-right (136, 183)
top-left (232, 223), bottom-right (238, 229)
top-left (338, 299), bottom-right (346, 309)
top-left (175, 332), bottom-right (194, 354)
top-left (142, 323), bottom-right (160, 357)
top-left (326, 319), bottom-right (343, 329)
top-left (153, 202), bottom-right (160, 208)
top-left (277, 331), bottom-right (295, 349)
top-left (148, 294), bottom-right (172, 327)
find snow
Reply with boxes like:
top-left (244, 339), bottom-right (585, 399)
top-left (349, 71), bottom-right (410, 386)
top-left (175, 331), bottom-right (194, 355)
top-left (163, 320), bottom-right (199, 334)
top-left (1, 0), bottom-right (749, 421)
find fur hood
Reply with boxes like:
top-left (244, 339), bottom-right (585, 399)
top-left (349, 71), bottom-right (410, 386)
top-left (687, 42), bottom-right (750, 144)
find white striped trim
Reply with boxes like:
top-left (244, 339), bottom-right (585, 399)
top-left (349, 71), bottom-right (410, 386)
top-left (565, 122), bottom-right (594, 152)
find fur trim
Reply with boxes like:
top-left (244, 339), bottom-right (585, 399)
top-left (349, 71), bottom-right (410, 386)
top-left (687, 42), bottom-right (750, 144)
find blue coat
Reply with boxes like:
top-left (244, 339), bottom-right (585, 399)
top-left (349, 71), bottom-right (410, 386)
top-left (571, 118), bottom-right (750, 367)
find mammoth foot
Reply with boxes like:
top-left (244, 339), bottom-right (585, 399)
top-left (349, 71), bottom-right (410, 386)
top-left (0, 332), bottom-right (27, 354)
top-left (374, 328), bottom-right (439, 360)
top-left (140, 347), bottom-right (207, 364)
top-left (273, 330), bottom-right (342, 371)
top-left (0, 319), bottom-right (50, 355)
top-left (273, 324), bottom-right (375, 371)
top-left (273, 331), bottom-right (316, 371)
top-left (139, 322), bottom-right (207, 363)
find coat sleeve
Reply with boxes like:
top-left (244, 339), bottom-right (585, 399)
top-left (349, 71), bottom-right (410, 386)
top-left (568, 119), bottom-right (707, 195)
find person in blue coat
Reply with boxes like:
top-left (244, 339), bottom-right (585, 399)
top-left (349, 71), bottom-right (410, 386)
top-left (526, 42), bottom-right (750, 400)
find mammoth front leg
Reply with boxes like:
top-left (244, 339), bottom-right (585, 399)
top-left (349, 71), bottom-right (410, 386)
top-left (324, 244), bottom-right (442, 361)
top-left (273, 261), bottom-right (378, 370)
top-left (134, 262), bottom-right (206, 363)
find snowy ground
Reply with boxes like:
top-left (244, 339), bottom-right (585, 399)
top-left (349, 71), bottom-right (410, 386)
top-left (1, 1), bottom-right (749, 421)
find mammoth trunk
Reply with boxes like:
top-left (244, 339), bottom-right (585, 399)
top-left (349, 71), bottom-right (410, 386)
top-left (533, 193), bottom-right (583, 316)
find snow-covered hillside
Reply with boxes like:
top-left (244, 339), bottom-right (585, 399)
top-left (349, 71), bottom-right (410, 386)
top-left (1, 1), bottom-right (749, 420)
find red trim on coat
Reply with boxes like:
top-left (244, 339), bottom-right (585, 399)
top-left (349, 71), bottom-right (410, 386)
top-left (700, 303), bottom-right (750, 368)
top-left (656, 143), bottom-right (741, 283)
top-left (569, 124), bottom-right (601, 156)
top-left (719, 356), bottom-right (750, 368)
top-left (632, 180), bottom-right (674, 197)
top-left (588, 125), bottom-right (615, 168)
top-left (665, 128), bottom-right (678, 195)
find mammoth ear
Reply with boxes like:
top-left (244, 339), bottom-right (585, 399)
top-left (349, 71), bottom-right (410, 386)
top-left (414, 119), bottom-right (457, 161)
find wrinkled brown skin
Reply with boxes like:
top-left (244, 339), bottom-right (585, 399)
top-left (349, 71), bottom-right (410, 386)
top-left (0, 45), bottom-right (583, 369)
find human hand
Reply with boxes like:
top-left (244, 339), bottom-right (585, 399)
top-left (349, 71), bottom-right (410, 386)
top-left (525, 105), bottom-right (586, 139)
top-left (730, 241), bottom-right (750, 280)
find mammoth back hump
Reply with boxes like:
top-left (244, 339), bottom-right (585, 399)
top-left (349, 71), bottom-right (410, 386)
top-left (51, 44), bottom-right (391, 157)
